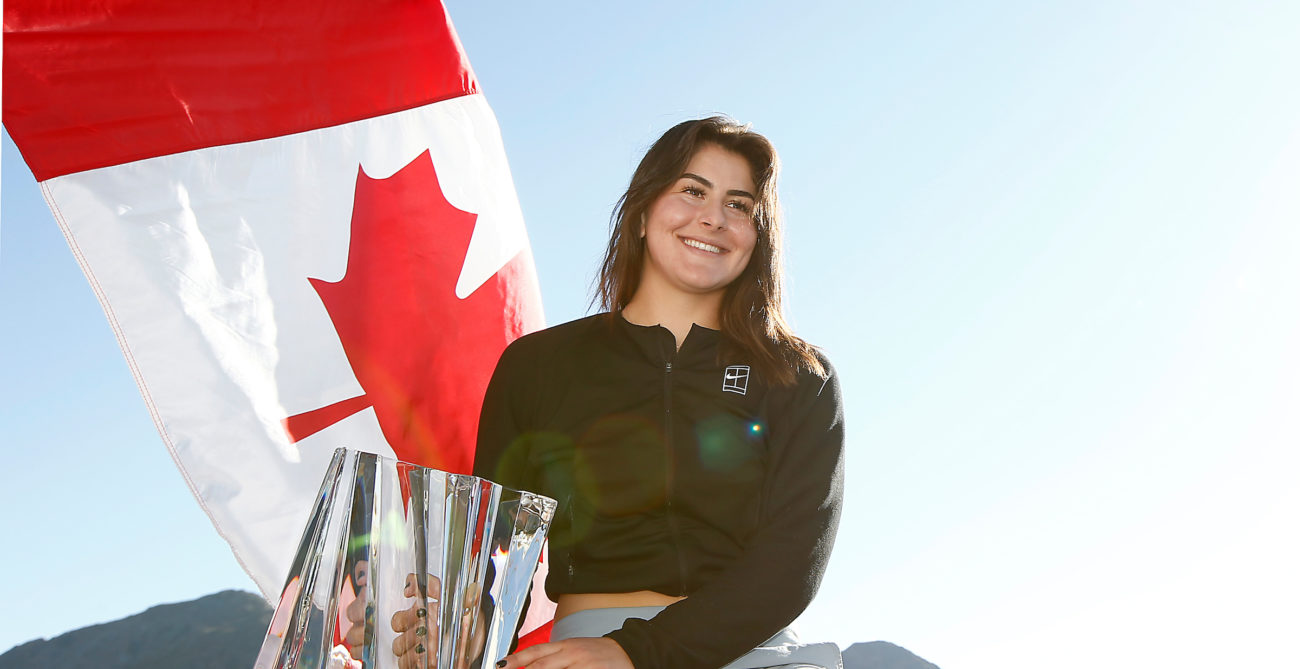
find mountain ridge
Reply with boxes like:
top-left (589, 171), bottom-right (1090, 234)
top-left (0, 590), bottom-right (938, 668)
top-left (0, 590), bottom-right (272, 669)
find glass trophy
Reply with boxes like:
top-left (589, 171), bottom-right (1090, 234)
top-left (253, 448), bottom-right (556, 669)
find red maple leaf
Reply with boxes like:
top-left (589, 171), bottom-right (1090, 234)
top-left (283, 149), bottom-right (542, 474)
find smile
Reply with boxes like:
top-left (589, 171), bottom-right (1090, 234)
top-left (681, 237), bottom-right (724, 254)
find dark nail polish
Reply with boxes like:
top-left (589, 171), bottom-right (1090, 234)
top-left (415, 644), bottom-right (425, 654)
top-left (496, 661), bottom-right (507, 668)
top-left (415, 626), bottom-right (426, 637)
top-left (416, 608), bottom-right (427, 618)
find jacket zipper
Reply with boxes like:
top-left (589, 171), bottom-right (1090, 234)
top-left (663, 358), bottom-right (689, 594)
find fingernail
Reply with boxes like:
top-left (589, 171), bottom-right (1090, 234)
top-left (415, 626), bottom-right (426, 637)
top-left (416, 608), bottom-right (427, 618)
top-left (415, 644), bottom-right (425, 654)
top-left (496, 661), bottom-right (506, 668)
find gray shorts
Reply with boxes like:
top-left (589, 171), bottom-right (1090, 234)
top-left (550, 606), bottom-right (843, 669)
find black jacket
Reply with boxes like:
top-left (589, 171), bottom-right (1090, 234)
top-left (474, 313), bottom-right (844, 669)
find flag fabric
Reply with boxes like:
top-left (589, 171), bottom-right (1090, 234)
top-left (2, 0), bottom-right (548, 626)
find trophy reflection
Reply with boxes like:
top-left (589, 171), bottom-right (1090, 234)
top-left (254, 448), bottom-right (556, 669)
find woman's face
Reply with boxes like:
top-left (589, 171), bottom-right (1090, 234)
top-left (639, 143), bottom-right (759, 300)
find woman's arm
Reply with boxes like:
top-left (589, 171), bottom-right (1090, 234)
top-left (474, 339), bottom-right (534, 488)
top-left (474, 339), bottom-right (541, 663)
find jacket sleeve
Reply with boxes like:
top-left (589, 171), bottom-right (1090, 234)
top-left (605, 358), bottom-right (846, 669)
top-left (474, 340), bottom-right (537, 657)
top-left (473, 339), bottom-right (534, 491)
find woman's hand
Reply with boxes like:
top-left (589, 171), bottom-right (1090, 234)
top-left (343, 560), bottom-right (371, 661)
top-left (389, 573), bottom-right (487, 669)
top-left (389, 573), bottom-right (439, 669)
top-left (497, 637), bottom-right (633, 669)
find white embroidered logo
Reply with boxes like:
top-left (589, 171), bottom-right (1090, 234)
top-left (722, 365), bottom-right (750, 395)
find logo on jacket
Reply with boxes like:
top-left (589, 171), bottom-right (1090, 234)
top-left (722, 365), bottom-right (751, 395)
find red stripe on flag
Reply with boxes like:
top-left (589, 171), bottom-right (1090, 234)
top-left (3, 0), bottom-right (478, 180)
top-left (281, 394), bottom-right (373, 443)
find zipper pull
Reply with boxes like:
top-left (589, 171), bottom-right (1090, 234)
top-left (665, 361), bottom-right (672, 373)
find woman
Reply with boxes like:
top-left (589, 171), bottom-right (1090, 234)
top-left (475, 116), bottom-right (844, 669)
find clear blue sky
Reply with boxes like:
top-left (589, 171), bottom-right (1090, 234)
top-left (3, 3), bottom-right (1299, 667)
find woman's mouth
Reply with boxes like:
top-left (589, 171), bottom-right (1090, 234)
top-left (681, 237), bottom-right (724, 254)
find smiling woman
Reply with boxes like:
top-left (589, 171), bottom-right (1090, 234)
top-left (471, 116), bottom-right (845, 669)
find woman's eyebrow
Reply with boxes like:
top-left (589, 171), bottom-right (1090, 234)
top-left (681, 172), bottom-right (755, 199)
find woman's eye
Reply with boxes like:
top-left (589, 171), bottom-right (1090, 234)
top-left (727, 201), bottom-right (754, 214)
top-left (682, 185), bottom-right (704, 197)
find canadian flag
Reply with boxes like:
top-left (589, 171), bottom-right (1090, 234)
top-left (3, 0), bottom-right (546, 617)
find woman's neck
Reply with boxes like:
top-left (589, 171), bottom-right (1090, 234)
top-left (622, 287), bottom-right (722, 350)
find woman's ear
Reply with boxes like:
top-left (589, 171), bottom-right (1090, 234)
top-left (639, 212), bottom-right (647, 238)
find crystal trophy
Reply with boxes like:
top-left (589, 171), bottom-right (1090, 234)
top-left (253, 448), bottom-right (556, 669)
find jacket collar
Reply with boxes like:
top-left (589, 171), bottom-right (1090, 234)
top-left (613, 311), bottom-right (721, 367)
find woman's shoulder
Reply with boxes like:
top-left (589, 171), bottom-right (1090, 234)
top-left (809, 347), bottom-right (838, 384)
top-left (499, 313), bottom-right (615, 362)
top-left (783, 342), bottom-right (837, 387)
top-left (769, 344), bottom-right (841, 410)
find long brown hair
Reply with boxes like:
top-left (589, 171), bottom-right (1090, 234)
top-left (596, 116), bottom-right (824, 386)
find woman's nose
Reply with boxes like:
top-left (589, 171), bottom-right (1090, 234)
top-left (700, 201), bottom-right (727, 229)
